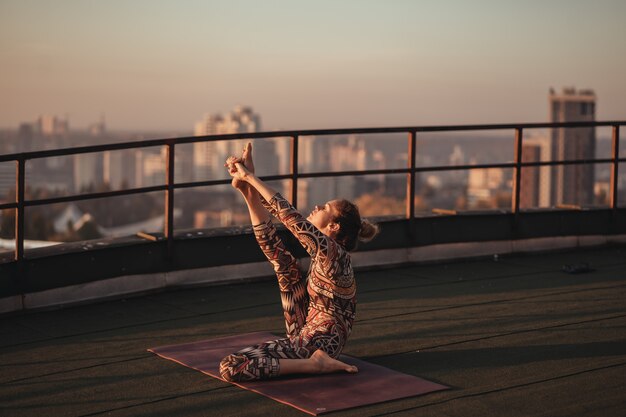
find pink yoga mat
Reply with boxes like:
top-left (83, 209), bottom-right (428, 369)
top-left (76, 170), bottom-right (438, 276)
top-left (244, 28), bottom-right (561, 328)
top-left (149, 331), bottom-right (448, 415)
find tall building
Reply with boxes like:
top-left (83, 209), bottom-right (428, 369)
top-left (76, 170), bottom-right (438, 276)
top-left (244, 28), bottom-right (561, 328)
top-left (193, 114), bottom-right (222, 181)
top-left (103, 150), bottom-right (136, 189)
top-left (297, 136), bottom-right (390, 209)
top-left (548, 87), bottom-right (596, 206)
top-left (38, 115), bottom-right (69, 136)
top-left (0, 162), bottom-right (14, 199)
top-left (74, 153), bottom-right (103, 192)
top-left (519, 142), bottom-right (542, 208)
top-left (467, 167), bottom-right (507, 208)
top-left (142, 152), bottom-right (166, 187)
top-left (214, 106), bottom-right (264, 175)
top-left (192, 106), bottom-right (275, 180)
top-left (520, 88), bottom-right (597, 208)
top-left (17, 123), bottom-right (34, 153)
top-left (133, 148), bottom-right (189, 188)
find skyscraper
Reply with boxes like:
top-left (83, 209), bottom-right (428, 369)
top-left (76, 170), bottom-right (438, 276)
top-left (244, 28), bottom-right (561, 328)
top-left (548, 87), bottom-right (596, 206)
top-left (74, 153), bottom-right (103, 193)
top-left (17, 123), bottom-right (34, 152)
top-left (103, 150), bottom-right (136, 189)
top-left (192, 106), bottom-right (271, 181)
top-left (521, 88), bottom-right (597, 209)
top-left (519, 142), bottom-right (542, 208)
top-left (193, 114), bottom-right (223, 181)
top-left (38, 115), bottom-right (69, 136)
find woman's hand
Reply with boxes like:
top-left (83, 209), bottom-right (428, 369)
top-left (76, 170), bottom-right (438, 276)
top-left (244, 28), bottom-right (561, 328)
top-left (225, 156), bottom-right (252, 182)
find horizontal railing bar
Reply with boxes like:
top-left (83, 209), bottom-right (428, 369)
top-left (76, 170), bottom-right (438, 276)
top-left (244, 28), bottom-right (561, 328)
top-left (298, 157), bottom-right (626, 179)
top-left (22, 174), bottom-right (298, 206)
top-left (22, 185), bottom-right (168, 207)
top-left (173, 178), bottom-right (235, 189)
top-left (1, 121), bottom-right (624, 163)
top-left (298, 168), bottom-right (411, 178)
top-left (173, 174), bottom-right (293, 189)
top-left (520, 157), bottom-right (624, 167)
top-left (413, 157), bottom-right (625, 172)
top-left (0, 202), bottom-right (16, 210)
top-left (0, 139), bottom-right (176, 163)
top-left (5, 156), bottom-right (625, 209)
top-left (416, 163), bottom-right (515, 172)
top-left (419, 157), bottom-right (626, 171)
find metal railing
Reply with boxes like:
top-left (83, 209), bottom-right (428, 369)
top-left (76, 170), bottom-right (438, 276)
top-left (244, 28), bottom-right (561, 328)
top-left (0, 121), bottom-right (624, 263)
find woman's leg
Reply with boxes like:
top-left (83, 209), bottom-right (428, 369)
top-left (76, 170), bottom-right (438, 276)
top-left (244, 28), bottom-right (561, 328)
top-left (231, 144), bottom-right (308, 336)
top-left (253, 219), bottom-right (308, 337)
top-left (219, 338), bottom-right (308, 382)
top-left (219, 339), bottom-right (357, 382)
top-left (233, 173), bottom-right (308, 337)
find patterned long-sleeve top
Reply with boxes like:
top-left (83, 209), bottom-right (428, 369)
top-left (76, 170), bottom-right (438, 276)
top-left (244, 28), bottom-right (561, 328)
top-left (262, 193), bottom-right (356, 354)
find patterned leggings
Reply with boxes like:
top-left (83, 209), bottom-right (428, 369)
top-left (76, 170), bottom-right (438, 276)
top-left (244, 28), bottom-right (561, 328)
top-left (219, 221), bottom-right (324, 382)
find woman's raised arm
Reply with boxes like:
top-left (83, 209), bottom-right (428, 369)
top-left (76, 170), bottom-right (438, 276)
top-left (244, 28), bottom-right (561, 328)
top-left (226, 145), bottom-right (336, 259)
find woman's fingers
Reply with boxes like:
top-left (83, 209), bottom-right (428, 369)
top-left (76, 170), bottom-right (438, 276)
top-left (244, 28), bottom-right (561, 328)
top-left (224, 155), bottom-right (251, 180)
top-left (225, 156), bottom-right (243, 176)
top-left (226, 156), bottom-right (240, 165)
top-left (225, 156), bottom-right (241, 168)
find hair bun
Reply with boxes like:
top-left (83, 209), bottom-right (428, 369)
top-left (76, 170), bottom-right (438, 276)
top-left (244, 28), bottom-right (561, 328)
top-left (358, 219), bottom-right (379, 242)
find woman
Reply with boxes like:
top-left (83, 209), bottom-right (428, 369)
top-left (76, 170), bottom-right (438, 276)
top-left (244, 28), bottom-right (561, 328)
top-left (219, 143), bottom-right (378, 382)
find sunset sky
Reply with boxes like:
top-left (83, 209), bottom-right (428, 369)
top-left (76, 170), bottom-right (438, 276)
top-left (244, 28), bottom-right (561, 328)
top-left (1, 0), bottom-right (625, 131)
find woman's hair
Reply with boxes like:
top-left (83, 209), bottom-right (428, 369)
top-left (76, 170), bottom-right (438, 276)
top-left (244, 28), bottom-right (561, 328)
top-left (332, 199), bottom-right (380, 251)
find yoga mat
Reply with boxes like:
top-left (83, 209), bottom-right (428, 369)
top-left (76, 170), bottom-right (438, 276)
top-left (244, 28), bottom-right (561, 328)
top-left (149, 331), bottom-right (448, 415)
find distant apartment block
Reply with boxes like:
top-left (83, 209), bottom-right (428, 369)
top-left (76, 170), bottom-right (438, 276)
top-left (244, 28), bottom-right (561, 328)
top-left (103, 150), bottom-right (136, 189)
top-left (467, 167), bottom-right (507, 208)
top-left (550, 87), bottom-right (596, 206)
top-left (129, 147), bottom-right (191, 189)
top-left (520, 87), bottom-right (596, 208)
top-left (74, 153), bottom-right (103, 192)
top-left (193, 106), bottom-right (275, 180)
top-left (520, 134), bottom-right (553, 208)
top-left (297, 135), bottom-right (389, 209)
top-left (0, 162), bottom-right (14, 199)
top-left (519, 142), bottom-right (542, 208)
top-left (38, 115), bottom-right (69, 136)
top-left (17, 123), bottom-right (34, 153)
top-left (193, 114), bottom-right (223, 181)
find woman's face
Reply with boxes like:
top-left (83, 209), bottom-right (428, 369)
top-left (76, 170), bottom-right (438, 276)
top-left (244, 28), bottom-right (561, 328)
top-left (307, 200), bottom-right (339, 234)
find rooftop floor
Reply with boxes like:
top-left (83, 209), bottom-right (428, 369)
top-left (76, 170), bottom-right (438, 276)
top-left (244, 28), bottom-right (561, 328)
top-left (1, 245), bottom-right (625, 417)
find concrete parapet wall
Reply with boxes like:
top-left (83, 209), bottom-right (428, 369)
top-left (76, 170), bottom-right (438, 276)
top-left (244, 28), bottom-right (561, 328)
top-left (2, 233), bottom-right (625, 314)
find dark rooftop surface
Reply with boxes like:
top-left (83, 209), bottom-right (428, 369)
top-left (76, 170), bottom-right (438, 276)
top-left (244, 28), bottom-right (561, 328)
top-left (1, 245), bottom-right (625, 417)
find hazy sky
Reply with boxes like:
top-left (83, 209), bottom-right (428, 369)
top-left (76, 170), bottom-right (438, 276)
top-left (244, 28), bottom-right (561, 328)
top-left (1, 0), bottom-right (625, 131)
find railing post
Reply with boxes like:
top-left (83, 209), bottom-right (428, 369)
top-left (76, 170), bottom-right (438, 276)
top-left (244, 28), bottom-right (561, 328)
top-left (512, 128), bottom-right (523, 215)
top-left (15, 158), bottom-right (25, 263)
top-left (164, 143), bottom-right (175, 258)
top-left (406, 131), bottom-right (416, 221)
top-left (609, 125), bottom-right (620, 209)
top-left (291, 135), bottom-right (299, 208)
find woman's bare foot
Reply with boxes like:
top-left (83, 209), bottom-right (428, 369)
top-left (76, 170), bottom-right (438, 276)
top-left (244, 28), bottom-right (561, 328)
top-left (310, 349), bottom-right (358, 374)
top-left (242, 142), bottom-right (255, 174)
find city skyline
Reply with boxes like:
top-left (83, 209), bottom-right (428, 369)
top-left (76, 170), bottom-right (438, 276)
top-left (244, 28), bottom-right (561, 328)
top-left (1, 93), bottom-right (622, 246)
top-left (2, 1), bottom-right (626, 132)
